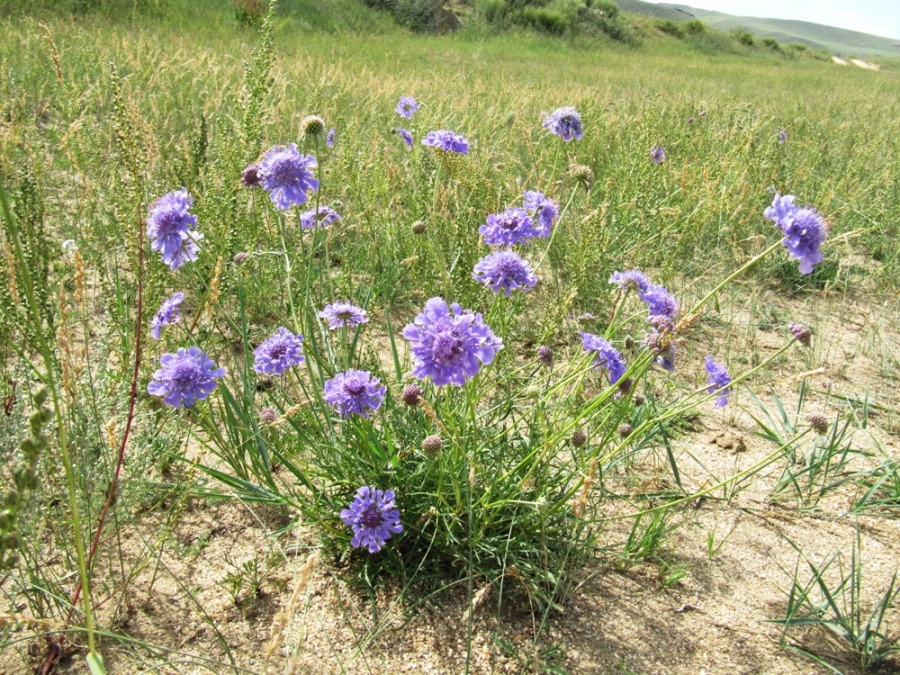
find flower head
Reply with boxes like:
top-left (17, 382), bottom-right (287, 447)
top-left (473, 250), bottom-right (538, 297)
top-left (640, 284), bottom-right (679, 319)
top-left (146, 189), bottom-right (201, 271)
top-left (705, 356), bottom-right (732, 408)
top-left (402, 297), bottom-right (503, 387)
top-left (579, 332), bottom-right (627, 384)
top-left (259, 407), bottom-right (278, 425)
top-left (318, 302), bottom-right (368, 330)
top-left (422, 434), bottom-right (443, 453)
top-left (147, 347), bottom-right (225, 408)
top-left (253, 327), bottom-right (305, 376)
top-left (522, 190), bottom-right (559, 236)
top-left (478, 207), bottom-right (541, 247)
top-left (778, 129), bottom-right (787, 145)
top-left (764, 193), bottom-right (827, 274)
top-left (396, 96), bottom-right (420, 119)
top-left (422, 129), bottom-right (469, 155)
top-left (326, 127), bottom-right (336, 147)
top-left (324, 370), bottom-right (386, 418)
top-left (301, 115), bottom-right (326, 138)
top-left (650, 145), bottom-right (666, 164)
top-left (299, 205), bottom-right (341, 230)
top-left (341, 486), bottom-right (403, 554)
top-left (789, 322), bottom-right (812, 347)
top-left (395, 127), bottom-right (413, 147)
top-left (150, 292), bottom-right (185, 340)
top-left (609, 269), bottom-right (652, 295)
top-left (241, 163), bottom-right (261, 187)
top-left (537, 345), bottom-right (553, 367)
top-left (402, 384), bottom-right (423, 406)
top-left (542, 107), bottom-right (583, 141)
top-left (258, 144), bottom-right (319, 210)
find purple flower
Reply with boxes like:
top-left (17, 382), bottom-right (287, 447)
top-left (241, 163), bottom-right (261, 187)
top-left (422, 129), bottom-right (469, 155)
top-left (473, 250), bottom-right (538, 297)
top-left (258, 143), bottom-right (319, 210)
top-left (323, 370), bottom-right (386, 418)
top-left (402, 297), bottom-right (503, 387)
top-left (764, 193), bottom-right (827, 274)
top-left (789, 322), bottom-right (812, 346)
top-left (253, 327), bottom-right (305, 376)
top-left (396, 96), bottom-right (420, 119)
top-left (778, 129), bottom-right (787, 145)
top-left (705, 356), bottom-right (732, 408)
top-left (579, 332), bottom-right (627, 384)
top-left (478, 207), bottom-right (541, 247)
top-left (396, 127), bottom-right (413, 147)
top-left (299, 205), bottom-right (341, 230)
top-left (318, 302), bottom-right (369, 330)
top-left (150, 292), bottom-right (185, 340)
top-left (542, 107), bottom-right (583, 141)
top-left (650, 145), bottom-right (666, 164)
top-left (326, 127), bottom-right (336, 147)
top-left (523, 190), bottom-right (559, 236)
top-left (341, 486), bottom-right (402, 553)
top-left (146, 189), bottom-right (201, 271)
top-left (609, 270), bottom-right (651, 295)
top-left (147, 347), bottom-right (225, 408)
top-left (640, 284), bottom-right (678, 319)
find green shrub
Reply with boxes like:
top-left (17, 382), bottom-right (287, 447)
top-left (732, 28), bottom-right (754, 46)
top-left (233, 0), bottom-right (266, 27)
top-left (656, 19), bottom-right (684, 38)
top-left (683, 19), bottom-right (706, 35)
top-left (520, 6), bottom-right (569, 34)
top-left (762, 36), bottom-right (783, 52)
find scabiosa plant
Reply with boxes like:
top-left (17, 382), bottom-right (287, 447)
top-left (318, 302), bottom-right (368, 330)
top-left (537, 345), bottom-right (554, 367)
top-left (705, 356), bottom-right (732, 408)
top-left (146, 189), bottom-right (201, 271)
top-left (396, 96), bottom-right (420, 119)
top-left (326, 127), bottom-right (336, 147)
top-left (641, 284), bottom-right (679, 320)
top-left (147, 347), bottom-right (225, 409)
top-left (789, 322), bottom-right (813, 347)
top-left (764, 193), bottom-right (828, 274)
top-left (542, 106), bottom-right (583, 141)
top-left (478, 207), bottom-right (541, 247)
top-left (650, 145), bottom-right (666, 164)
top-left (472, 250), bottom-right (538, 297)
top-left (241, 163), bottom-right (261, 187)
top-left (579, 332), bottom-right (627, 384)
top-left (253, 327), bottom-right (305, 376)
top-left (395, 127), bottom-right (413, 147)
top-left (299, 205), bottom-right (341, 230)
top-left (522, 190), bottom-right (559, 236)
top-left (323, 370), bottom-right (386, 418)
top-left (150, 292), bottom-right (184, 340)
top-left (258, 143), bottom-right (319, 210)
top-left (609, 269), bottom-right (652, 295)
top-left (341, 486), bottom-right (402, 553)
top-left (401, 383), bottom-right (423, 407)
top-left (300, 114), bottom-right (326, 139)
top-left (402, 297), bottom-right (503, 387)
top-left (778, 129), bottom-right (788, 144)
top-left (421, 129), bottom-right (469, 155)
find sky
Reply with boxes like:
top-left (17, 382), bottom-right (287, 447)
top-left (642, 1), bottom-right (900, 40)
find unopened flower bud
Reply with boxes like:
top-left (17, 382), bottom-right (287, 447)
top-left (422, 434), bottom-right (443, 454)
top-left (633, 394), bottom-right (645, 407)
top-left (259, 407), bottom-right (278, 425)
top-left (241, 164), bottom-right (261, 187)
top-left (618, 423), bottom-right (633, 438)
top-left (789, 323), bottom-right (812, 347)
top-left (570, 429), bottom-right (587, 448)
top-left (402, 384), bottom-right (423, 407)
top-left (411, 220), bottom-right (426, 235)
top-left (301, 114), bottom-right (326, 138)
top-left (537, 346), bottom-right (553, 366)
top-left (807, 413), bottom-right (829, 435)
top-left (233, 252), bottom-right (250, 265)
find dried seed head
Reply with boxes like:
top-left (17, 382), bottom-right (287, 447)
top-left (633, 393), bottom-right (645, 407)
top-left (411, 220), bottom-right (426, 235)
top-left (402, 384), bottom-right (423, 407)
top-left (536, 345), bottom-right (553, 366)
top-left (624, 335), bottom-right (635, 350)
top-left (233, 252), bottom-right (250, 265)
top-left (789, 323), bottom-right (813, 347)
top-left (259, 407), bottom-right (278, 425)
top-left (301, 114), bottom-right (326, 138)
top-left (807, 413), bottom-right (829, 435)
top-left (618, 423), bottom-right (633, 438)
top-left (422, 434), bottom-right (443, 454)
top-left (570, 429), bottom-right (587, 448)
top-left (568, 163), bottom-right (595, 190)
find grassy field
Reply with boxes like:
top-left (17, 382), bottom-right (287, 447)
top-left (1, 2), bottom-right (899, 673)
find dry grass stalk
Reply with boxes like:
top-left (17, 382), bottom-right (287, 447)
top-left (461, 583), bottom-right (491, 625)
top-left (573, 458), bottom-right (598, 518)
top-left (263, 550), bottom-right (319, 667)
top-left (38, 22), bottom-right (63, 84)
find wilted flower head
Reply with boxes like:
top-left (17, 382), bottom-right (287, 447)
top-left (650, 145), bottom-right (666, 164)
top-left (705, 356), bottom-right (732, 408)
top-left (764, 193), bottom-right (827, 275)
top-left (789, 322), bottom-right (813, 347)
top-left (147, 347), bottom-right (225, 408)
top-left (301, 114), bottom-right (326, 138)
top-left (241, 163), bottom-right (261, 187)
top-left (402, 383), bottom-right (423, 407)
top-left (479, 207), bottom-right (541, 247)
top-left (402, 297), bottom-right (503, 387)
top-left (609, 269), bottom-right (651, 295)
top-left (318, 302), bottom-right (368, 330)
top-left (395, 127), bottom-right (413, 147)
top-left (253, 327), bottom-right (305, 376)
top-left (618, 423), bottom-right (633, 438)
top-left (324, 370), bottom-right (386, 418)
top-left (473, 250), bottom-right (538, 297)
top-left (396, 96), bottom-right (420, 119)
top-left (537, 345), bottom-right (554, 366)
top-left (579, 332), bottom-right (627, 384)
top-left (522, 190), bottom-right (559, 236)
top-left (422, 129), bottom-right (469, 155)
top-left (150, 292), bottom-right (185, 340)
top-left (146, 189), bottom-right (201, 271)
top-left (568, 163), bottom-right (595, 190)
top-left (299, 205), bottom-right (341, 230)
top-left (326, 127), bottom-right (336, 147)
top-left (258, 144), bottom-right (319, 210)
top-left (341, 486), bottom-right (402, 554)
top-left (542, 107), bottom-right (583, 141)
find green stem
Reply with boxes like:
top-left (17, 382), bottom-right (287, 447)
top-left (688, 240), bottom-right (782, 316)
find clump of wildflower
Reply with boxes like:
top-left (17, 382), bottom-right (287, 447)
top-left (324, 370), bottom-right (386, 418)
top-left (241, 164), bottom-right (261, 187)
top-left (402, 297), bottom-right (503, 387)
top-left (150, 292), bottom-right (185, 340)
top-left (259, 407), bottom-right (278, 425)
top-left (402, 384), bottom-right (423, 407)
top-left (472, 250), bottom-right (538, 297)
top-left (233, 252), bottom-right (250, 265)
top-left (396, 96), bottom-right (420, 119)
top-left (318, 302), bottom-right (368, 330)
top-left (301, 114), bottom-right (326, 138)
top-left (579, 333), bottom-right (627, 384)
top-left (650, 145), bottom-right (666, 164)
top-left (537, 346), bottom-right (553, 367)
top-left (568, 163), bottom-right (595, 190)
top-left (570, 429), bottom-right (587, 448)
top-left (148, 347), bottom-right (225, 408)
top-left (542, 107), bottom-right (583, 141)
top-left (253, 327), bottom-right (305, 376)
top-left (618, 423), bottom-right (633, 438)
top-left (411, 220), bottom-right (426, 234)
top-left (522, 190), bottom-right (559, 236)
top-left (705, 356), bottom-right (732, 408)
top-left (146, 189), bottom-right (201, 271)
top-left (395, 127), bottom-right (413, 147)
top-left (258, 144), bottom-right (319, 210)
top-left (422, 434), bottom-right (443, 453)
top-left (422, 129), bottom-right (469, 155)
top-left (789, 322), bottom-right (813, 347)
top-left (807, 413), bottom-right (829, 435)
top-left (478, 207), bottom-right (541, 247)
top-left (299, 205), bottom-right (341, 230)
top-left (764, 193), bottom-right (828, 274)
top-left (341, 486), bottom-right (402, 554)
top-left (326, 127), bottom-right (336, 147)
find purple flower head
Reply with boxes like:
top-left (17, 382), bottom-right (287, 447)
top-left (150, 292), bottom-right (185, 340)
top-left (340, 486), bottom-right (402, 554)
top-left (478, 207), bottom-right (541, 247)
top-left (147, 347), bottom-right (225, 408)
top-left (402, 297), bottom-right (503, 387)
top-left (609, 269), bottom-right (652, 295)
top-left (318, 302), bottom-right (368, 330)
top-left (778, 129), bottom-right (787, 145)
top-left (579, 332), bottom-right (627, 384)
top-left (395, 127), bottom-right (413, 147)
top-left (640, 284), bottom-right (678, 319)
top-left (789, 322), bottom-right (812, 347)
top-left (241, 163), bottom-right (261, 187)
top-left (542, 107), bottom-right (583, 141)
top-left (473, 250), bottom-right (538, 297)
top-left (299, 205), bottom-right (341, 230)
top-left (323, 370), bottom-right (386, 418)
top-left (146, 189), bottom-right (201, 271)
top-left (326, 127), bottom-right (336, 147)
top-left (645, 331), bottom-right (676, 371)
top-left (522, 190), bottom-right (559, 236)
top-left (705, 356), bottom-right (732, 408)
top-left (537, 345), bottom-right (553, 366)
top-left (396, 96), bottom-right (420, 119)
top-left (650, 145), bottom-right (666, 165)
top-left (764, 193), bottom-right (827, 274)
top-left (258, 143), bottom-right (319, 210)
top-left (422, 129), bottom-right (469, 155)
top-left (253, 327), bottom-right (305, 376)
top-left (764, 193), bottom-right (797, 225)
